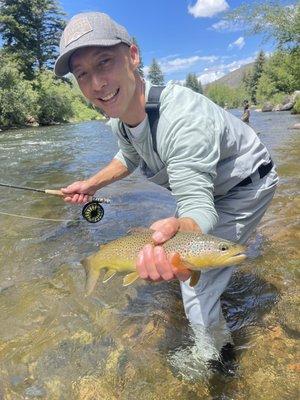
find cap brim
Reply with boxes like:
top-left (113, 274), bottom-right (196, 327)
top-left (54, 39), bottom-right (123, 76)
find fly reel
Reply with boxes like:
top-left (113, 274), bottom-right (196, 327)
top-left (82, 197), bottom-right (109, 223)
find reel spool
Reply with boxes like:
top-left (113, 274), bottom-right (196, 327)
top-left (82, 200), bottom-right (105, 223)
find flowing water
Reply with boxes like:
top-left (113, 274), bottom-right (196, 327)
top-left (0, 110), bottom-right (299, 399)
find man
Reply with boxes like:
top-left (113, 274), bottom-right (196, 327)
top-left (54, 12), bottom-right (278, 372)
top-left (241, 100), bottom-right (250, 123)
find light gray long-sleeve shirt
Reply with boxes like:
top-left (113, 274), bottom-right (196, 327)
top-left (109, 81), bottom-right (271, 233)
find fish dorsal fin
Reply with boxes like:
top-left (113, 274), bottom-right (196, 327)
top-left (189, 271), bottom-right (201, 287)
top-left (127, 227), bottom-right (154, 235)
top-left (102, 269), bottom-right (117, 283)
top-left (123, 272), bottom-right (139, 286)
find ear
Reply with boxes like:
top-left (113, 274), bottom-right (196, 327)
top-left (129, 44), bottom-right (140, 70)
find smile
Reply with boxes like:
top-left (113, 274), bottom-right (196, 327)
top-left (99, 89), bottom-right (119, 102)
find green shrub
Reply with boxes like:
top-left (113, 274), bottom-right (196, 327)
top-left (256, 50), bottom-right (300, 103)
top-left (291, 98), bottom-right (300, 114)
top-left (205, 84), bottom-right (247, 108)
top-left (34, 70), bottom-right (75, 124)
top-left (0, 58), bottom-right (37, 127)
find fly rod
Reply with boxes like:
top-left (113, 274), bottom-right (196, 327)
top-left (0, 182), bottom-right (110, 223)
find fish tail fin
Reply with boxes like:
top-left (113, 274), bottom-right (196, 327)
top-left (81, 255), bottom-right (102, 296)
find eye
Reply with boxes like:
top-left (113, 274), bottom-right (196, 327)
top-left (219, 242), bottom-right (229, 251)
top-left (76, 71), bottom-right (87, 80)
top-left (98, 58), bottom-right (111, 67)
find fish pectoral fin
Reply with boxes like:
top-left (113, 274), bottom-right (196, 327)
top-left (102, 269), bottom-right (117, 283)
top-left (170, 254), bottom-right (200, 286)
top-left (123, 272), bottom-right (139, 286)
top-left (189, 271), bottom-right (201, 287)
top-left (170, 253), bottom-right (194, 271)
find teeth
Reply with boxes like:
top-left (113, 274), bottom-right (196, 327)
top-left (101, 89), bottom-right (118, 101)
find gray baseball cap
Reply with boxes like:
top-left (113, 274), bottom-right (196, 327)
top-left (54, 12), bottom-right (132, 76)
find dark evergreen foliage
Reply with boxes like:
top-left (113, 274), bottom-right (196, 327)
top-left (0, 0), bottom-right (66, 79)
top-left (185, 73), bottom-right (203, 94)
top-left (148, 58), bottom-right (164, 85)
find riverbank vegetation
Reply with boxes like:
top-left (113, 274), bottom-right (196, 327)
top-left (204, 2), bottom-right (300, 110)
top-left (0, 1), bottom-right (299, 129)
top-left (0, 0), bottom-right (103, 130)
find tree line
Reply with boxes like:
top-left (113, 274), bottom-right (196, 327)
top-left (0, 0), bottom-right (299, 129)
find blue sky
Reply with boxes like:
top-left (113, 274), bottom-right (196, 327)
top-left (58, 0), bottom-right (293, 83)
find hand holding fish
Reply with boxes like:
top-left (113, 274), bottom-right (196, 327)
top-left (136, 217), bottom-right (197, 282)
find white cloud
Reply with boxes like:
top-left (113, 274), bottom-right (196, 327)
top-left (228, 37), bottom-right (245, 50)
top-left (188, 0), bottom-right (229, 18)
top-left (211, 19), bottom-right (243, 32)
top-left (198, 54), bottom-right (256, 84)
top-left (199, 71), bottom-right (226, 84)
top-left (144, 54), bottom-right (219, 75)
top-left (144, 52), bottom-right (257, 86)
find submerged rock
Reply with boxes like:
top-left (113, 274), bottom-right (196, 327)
top-left (289, 123), bottom-right (300, 129)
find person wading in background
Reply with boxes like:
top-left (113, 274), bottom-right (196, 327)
top-left (241, 99), bottom-right (250, 124)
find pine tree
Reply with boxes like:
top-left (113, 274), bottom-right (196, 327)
top-left (185, 73), bottom-right (203, 94)
top-left (147, 59), bottom-right (164, 85)
top-left (131, 36), bottom-right (144, 77)
top-left (0, 0), bottom-right (66, 79)
top-left (250, 50), bottom-right (266, 104)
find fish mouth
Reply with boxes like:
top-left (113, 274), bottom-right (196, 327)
top-left (224, 252), bottom-right (247, 266)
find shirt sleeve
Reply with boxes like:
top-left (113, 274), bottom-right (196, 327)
top-left (113, 139), bottom-right (140, 173)
top-left (160, 113), bottom-right (221, 233)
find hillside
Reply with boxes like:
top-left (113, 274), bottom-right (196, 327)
top-left (205, 62), bottom-right (254, 88)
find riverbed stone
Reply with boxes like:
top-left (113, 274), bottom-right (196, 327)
top-left (289, 123), bottom-right (300, 129)
top-left (262, 102), bottom-right (273, 112)
top-left (280, 102), bottom-right (294, 111)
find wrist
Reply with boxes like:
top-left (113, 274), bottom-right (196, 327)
top-left (86, 175), bottom-right (102, 192)
top-left (178, 217), bottom-right (202, 233)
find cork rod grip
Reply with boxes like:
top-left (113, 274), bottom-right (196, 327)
top-left (45, 189), bottom-right (93, 202)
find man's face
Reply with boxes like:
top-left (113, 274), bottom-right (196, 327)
top-left (70, 44), bottom-right (140, 122)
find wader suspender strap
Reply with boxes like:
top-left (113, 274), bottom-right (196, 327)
top-left (119, 85), bottom-right (165, 154)
top-left (145, 85), bottom-right (165, 153)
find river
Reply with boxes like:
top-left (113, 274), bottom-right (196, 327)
top-left (0, 110), bottom-right (299, 399)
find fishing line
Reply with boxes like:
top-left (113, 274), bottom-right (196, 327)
top-left (0, 210), bottom-right (77, 223)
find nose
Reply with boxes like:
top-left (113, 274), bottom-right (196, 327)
top-left (90, 72), bottom-right (107, 93)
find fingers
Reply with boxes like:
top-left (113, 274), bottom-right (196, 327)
top-left (136, 245), bottom-right (190, 283)
top-left (137, 244), bottom-right (162, 281)
top-left (154, 246), bottom-right (175, 281)
top-left (150, 217), bottom-right (180, 244)
top-left (63, 193), bottom-right (90, 204)
top-left (61, 181), bottom-right (94, 204)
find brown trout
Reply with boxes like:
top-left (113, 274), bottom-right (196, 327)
top-left (81, 229), bottom-right (246, 296)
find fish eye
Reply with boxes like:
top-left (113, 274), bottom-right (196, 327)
top-left (219, 242), bottom-right (229, 251)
